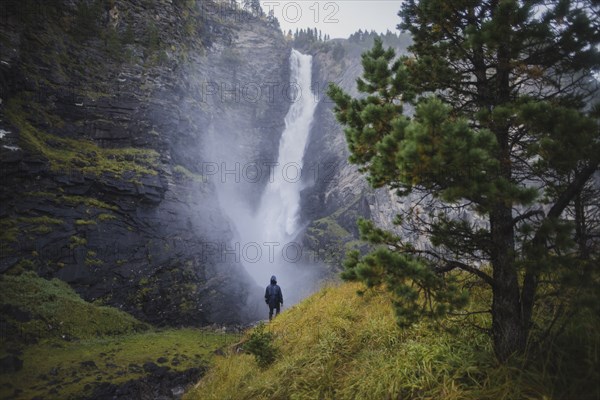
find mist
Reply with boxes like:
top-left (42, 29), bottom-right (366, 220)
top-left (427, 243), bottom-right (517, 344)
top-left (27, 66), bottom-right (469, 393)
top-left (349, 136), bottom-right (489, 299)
top-left (201, 49), bottom-right (328, 320)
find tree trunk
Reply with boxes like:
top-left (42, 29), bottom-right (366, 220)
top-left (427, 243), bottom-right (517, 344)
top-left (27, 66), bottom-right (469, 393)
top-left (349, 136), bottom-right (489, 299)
top-left (490, 205), bottom-right (525, 361)
top-left (487, 3), bottom-right (528, 361)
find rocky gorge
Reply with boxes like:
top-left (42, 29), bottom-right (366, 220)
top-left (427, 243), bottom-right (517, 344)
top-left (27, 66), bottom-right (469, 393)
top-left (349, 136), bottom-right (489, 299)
top-left (0, 0), bottom-right (411, 331)
top-left (0, 1), bottom-right (433, 398)
top-left (1, 0), bottom-right (291, 328)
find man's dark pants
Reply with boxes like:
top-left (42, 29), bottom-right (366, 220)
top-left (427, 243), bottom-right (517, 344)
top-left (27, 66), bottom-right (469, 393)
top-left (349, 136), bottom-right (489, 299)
top-left (269, 305), bottom-right (280, 320)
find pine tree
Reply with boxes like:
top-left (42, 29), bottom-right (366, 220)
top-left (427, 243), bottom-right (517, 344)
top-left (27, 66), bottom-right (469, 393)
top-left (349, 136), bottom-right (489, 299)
top-left (329, 0), bottom-right (600, 362)
top-left (243, 0), bottom-right (262, 16)
top-left (267, 8), bottom-right (276, 24)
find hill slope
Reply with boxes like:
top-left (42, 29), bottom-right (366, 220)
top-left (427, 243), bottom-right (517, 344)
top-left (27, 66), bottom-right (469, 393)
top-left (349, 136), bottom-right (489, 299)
top-left (185, 282), bottom-right (600, 400)
top-left (0, 272), bottom-right (238, 399)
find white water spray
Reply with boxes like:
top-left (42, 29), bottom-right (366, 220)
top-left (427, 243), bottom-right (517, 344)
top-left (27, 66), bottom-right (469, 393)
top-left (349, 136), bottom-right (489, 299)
top-left (212, 49), bottom-right (321, 308)
top-left (256, 50), bottom-right (317, 245)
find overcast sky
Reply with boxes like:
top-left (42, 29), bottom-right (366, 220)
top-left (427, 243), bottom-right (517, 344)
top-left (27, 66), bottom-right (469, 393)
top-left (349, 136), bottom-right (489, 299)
top-left (259, 0), bottom-right (404, 39)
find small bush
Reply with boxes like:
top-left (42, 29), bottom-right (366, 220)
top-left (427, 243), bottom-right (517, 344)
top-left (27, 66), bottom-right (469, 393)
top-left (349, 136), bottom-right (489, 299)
top-left (243, 322), bottom-right (278, 368)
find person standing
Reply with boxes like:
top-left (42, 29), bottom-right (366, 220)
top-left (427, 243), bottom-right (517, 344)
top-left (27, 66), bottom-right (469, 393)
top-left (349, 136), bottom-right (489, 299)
top-left (264, 275), bottom-right (283, 321)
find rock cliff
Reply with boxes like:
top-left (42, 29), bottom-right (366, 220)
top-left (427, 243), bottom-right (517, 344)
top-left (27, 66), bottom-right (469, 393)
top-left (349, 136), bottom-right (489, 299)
top-left (0, 0), bottom-right (291, 326)
top-left (299, 35), bottom-right (412, 267)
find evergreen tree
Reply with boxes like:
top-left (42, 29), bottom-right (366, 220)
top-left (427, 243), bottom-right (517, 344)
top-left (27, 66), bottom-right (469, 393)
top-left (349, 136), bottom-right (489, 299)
top-left (329, 0), bottom-right (600, 362)
top-left (267, 8), bottom-right (277, 25)
top-left (243, 0), bottom-right (262, 16)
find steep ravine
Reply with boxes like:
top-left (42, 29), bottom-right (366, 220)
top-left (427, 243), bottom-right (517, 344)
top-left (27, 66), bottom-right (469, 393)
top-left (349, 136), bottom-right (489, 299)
top-left (0, 0), bottom-right (290, 327)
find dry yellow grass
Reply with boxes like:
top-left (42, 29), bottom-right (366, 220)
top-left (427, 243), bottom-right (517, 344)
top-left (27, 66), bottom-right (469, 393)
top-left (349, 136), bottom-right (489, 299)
top-left (184, 282), bottom-right (582, 400)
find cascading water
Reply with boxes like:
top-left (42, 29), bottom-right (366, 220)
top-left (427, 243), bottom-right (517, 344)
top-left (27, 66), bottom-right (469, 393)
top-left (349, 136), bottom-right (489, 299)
top-left (256, 49), bottom-right (317, 246)
top-left (212, 49), bottom-right (321, 310)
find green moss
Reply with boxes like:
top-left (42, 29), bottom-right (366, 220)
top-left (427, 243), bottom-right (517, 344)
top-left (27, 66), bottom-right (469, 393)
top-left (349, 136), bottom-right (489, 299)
top-left (312, 217), bottom-right (350, 238)
top-left (24, 191), bottom-right (58, 199)
top-left (18, 216), bottom-right (64, 225)
top-left (1, 216), bottom-right (63, 245)
top-left (0, 218), bottom-right (18, 243)
top-left (0, 273), bottom-right (239, 400)
top-left (71, 0), bottom-right (103, 39)
top-left (29, 225), bottom-right (53, 234)
top-left (0, 328), bottom-right (235, 400)
top-left (305, 217), bottom-right (354, 265)
top-left (102, 26), bottom-right (132, 62)
top-left (0, 272), bottom-right (148, 345)
top-left (75, 219), bottom-right (97, 226)
top-left (8, 259), bottom-right (36, 275)
top-left (173, 165), bottom-right (205, 182)
top-left (6, 97), bottom-right (160, 179)
top-left (23, 190), bottom-right (119, 217)
top-left (62, 195), bottom-right (118, 211)
top-left (85, 257), bottom-right (103, 266)
top-left (344, 240), bottom-right (363, 252)
top-left (69, 235), bottom-right (87, 249)
top-left (98, 213), bottom-right (117, 221)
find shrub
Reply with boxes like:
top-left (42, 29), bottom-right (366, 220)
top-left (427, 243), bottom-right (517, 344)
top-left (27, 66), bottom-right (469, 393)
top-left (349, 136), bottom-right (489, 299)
top-left (243, 322), bottom-right (278, 368)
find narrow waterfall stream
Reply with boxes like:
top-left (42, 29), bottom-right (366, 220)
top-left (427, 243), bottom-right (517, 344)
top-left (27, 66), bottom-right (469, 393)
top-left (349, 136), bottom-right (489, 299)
top-left (255, 50), bottom-right (317, 248)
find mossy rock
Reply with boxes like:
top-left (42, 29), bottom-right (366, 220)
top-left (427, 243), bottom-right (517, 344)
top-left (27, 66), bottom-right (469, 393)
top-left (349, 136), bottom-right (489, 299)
top-left (0, 271), bottom-right (149, 346)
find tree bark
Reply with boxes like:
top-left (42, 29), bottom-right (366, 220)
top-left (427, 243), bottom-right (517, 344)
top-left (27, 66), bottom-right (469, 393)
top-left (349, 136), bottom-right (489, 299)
top-left (490, 205), bottom-right (525, 361)
top-left (488, 7), bottom-right (527, 361)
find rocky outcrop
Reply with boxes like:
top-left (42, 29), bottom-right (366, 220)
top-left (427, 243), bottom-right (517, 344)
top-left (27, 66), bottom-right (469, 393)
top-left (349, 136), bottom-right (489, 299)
top-left (299, 37), bottom-right (412, 267)
top-left (86, 366), bottom-right (205, 400)
top-left (0, 0), bottom-right (290, 325)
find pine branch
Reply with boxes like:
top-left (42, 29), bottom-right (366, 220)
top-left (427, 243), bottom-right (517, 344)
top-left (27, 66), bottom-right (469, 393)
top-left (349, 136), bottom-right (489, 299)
top-left (521, 159), bottom-right (600, 326)
top-left (512, 209), bottom-right (545, 226)
top-left (439, 261), bottom-right (495, 288)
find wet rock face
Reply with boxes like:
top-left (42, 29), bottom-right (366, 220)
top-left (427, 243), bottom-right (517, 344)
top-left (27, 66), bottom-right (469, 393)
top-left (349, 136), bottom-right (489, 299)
top-left (0, 0), bottom-right (290, 326)
top-left (300, 39), bottom-right (412, 268)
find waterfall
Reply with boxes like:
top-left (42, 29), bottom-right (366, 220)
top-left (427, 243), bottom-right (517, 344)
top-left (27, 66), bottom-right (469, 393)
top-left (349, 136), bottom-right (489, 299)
top-left (211, 49), bottom-right (321, 310)
top-left (256, 49), bottom-right (317, 245)
top-left (237, 49), bottom-right (318, 293)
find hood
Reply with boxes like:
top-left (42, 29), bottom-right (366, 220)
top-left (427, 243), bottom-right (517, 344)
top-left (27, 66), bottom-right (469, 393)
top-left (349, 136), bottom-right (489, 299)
top-left (270, 275), bottom-right (277, 284)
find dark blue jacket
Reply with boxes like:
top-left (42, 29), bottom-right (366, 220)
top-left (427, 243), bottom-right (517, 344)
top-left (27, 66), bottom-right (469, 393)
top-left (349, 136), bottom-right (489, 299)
top-left (265, 277), bottom-right (283, 307)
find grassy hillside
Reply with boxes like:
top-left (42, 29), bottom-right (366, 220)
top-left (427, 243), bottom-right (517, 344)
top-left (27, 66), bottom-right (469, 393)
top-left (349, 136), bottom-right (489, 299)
top-left (0, 272), bottom-right (149, 345)
top-left (185, 282), bottom-right (600, 400)
top-left (0, 272), bottom-right (238, 399)
top-left (0, 328), bottom-right (235, 399)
